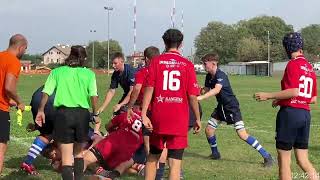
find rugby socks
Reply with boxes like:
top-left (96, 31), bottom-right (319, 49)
top-left (132, 163), bottom-right (145, 172)
top-left (246, 136), bottom-right (269, 158)
top-left (155, 162), bottom-right (165, 180)
top-left (74, 158), bottom-right (84, 180)
top-left (24, 136), bottom-right (47, 165)
top-left (61, 165), bottom-right (74, 180)
top-left (207, 135), bottom-right (219, 155)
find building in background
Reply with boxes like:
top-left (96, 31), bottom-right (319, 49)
top-left (126, 51), bottom-right (144, 67)
top-left (42, 44), bottom-right (71, 65)
top-left (20, 60), bottom-right (32, 72)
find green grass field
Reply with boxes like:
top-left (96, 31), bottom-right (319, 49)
top-left (1, 74), bottom-right (320, 180)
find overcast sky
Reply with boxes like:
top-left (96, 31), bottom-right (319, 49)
top-left (1, 0), bottom-right (319, 56)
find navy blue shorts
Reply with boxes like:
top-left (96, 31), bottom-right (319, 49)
top-left (275, 107), bottom-right (311, 150)
top-left (132, 144), bottom-right (146, 164)
top-left (211, 103), bottom-right (242, 124)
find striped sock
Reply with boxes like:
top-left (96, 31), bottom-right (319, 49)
top-left (207, 135), bottom-right (219, 154)
top-left (24, 137), bottom-right (47, 165)
top-left (156, 162), bottom-right (165, 180)
top-left (132, 163), bottom-right (145, 172)
top-left (246, 136), bottom-right (269, 158)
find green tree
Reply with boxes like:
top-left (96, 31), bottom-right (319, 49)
top-left (86, 39), bottom-right (122, 68)
top-left (21, 54), bottom-right (42, 65)
top-left (237, 16), bottom-right (293, 61)
top-left (237, 36), bottom-right (265, 62)
top-left (194, 21), bottom-right (238, 64)
top-left (301, 24), bottom-right (320, 62)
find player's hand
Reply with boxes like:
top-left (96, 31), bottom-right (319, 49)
top-left (9, 99), bottom-right (17, 107)
top-left (142, 115), bottom-right (153, 132)
top-left (113, 104), bottom-right (122, 113)
top-left (200, 87), bottom-right (206, 95)
top-left (127, 108), bottom-right (134, 122)
top-left (93, 131), bottom-right (102, 136)
top-left (193, 120), bottom-right (201, 134)
top-left (35, 111), bottom-right (45, 127)
top-left (93, 116), bottom-right (101, 124)
top-left (272, 100), bottom-right (279, 108)
top-left (254, 92), bottom-right (270, 101)
top-left (197, 96), bottom-right (204, 101)
top-left (17, 103), bottom-right (25, 112)
top-left (97, 107), bottom-right (104, 114)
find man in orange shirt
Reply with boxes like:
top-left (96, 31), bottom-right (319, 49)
top-left (0, 34), bottom-right (27, 174)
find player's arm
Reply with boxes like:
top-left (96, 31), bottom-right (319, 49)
top-left (141, 87), bottom-right (154, 131)
top-left (310, 96), bottom-right (317, 104)
top-left (255, 88), bottom-right (299, 101)
top-left (118, 86), bottom-right (134, 107)
top-left (98, 88), bottom-right (116, 113)
top-left (5, 73), bottom-right (24, 110)
top-left (143, 135), bottom-right (150, 155)
top-left (200, 87), bottom-right (210, 95)
top-left (310, 78), bottom-right (317, 104)
top-left (197, 84), bottom-right (222, 101)
top-left (255, 62), bottom-right (300, 101)
top-left (127, 84), bottom-right (143, 108)
top-left (189, 95), bottom-right (201, 134)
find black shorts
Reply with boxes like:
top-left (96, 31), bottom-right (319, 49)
top-left (276, 107), bottom-right (311, 150)
top-left (211, 102), bottom-right (242, 124)
top-left (53, 107), bottom-right (90, 144)
top-left (32, 107), bottom-right (55, 135)
top-left (90, 147), bottom-right (111, 171)
top-left (133, 144), bottom-right (147, 164)
top-left (0, 110), bottom-right (10, 142)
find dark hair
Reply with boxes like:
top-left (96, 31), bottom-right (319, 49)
top-left (162, 29), bottom-right (183, 49)
top-left (64, 45), bottom-right (87, 67)
top-left (111, 52), bottom-right (125, 61)
top-left (41, 143), bottom-right (55, 159)
top-left (282, 32), bottom-right (304, 59)
top-left (144, 46), bottom-right (160, 59)
top-left (201, 53), bottom-right (219, 63)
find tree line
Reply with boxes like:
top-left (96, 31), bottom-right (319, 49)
top-left (194, 15), bottom-right (320, 64)
top-left (23, 15), bottom-right (320, 67)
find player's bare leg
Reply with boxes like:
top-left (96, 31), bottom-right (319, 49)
top-left (236, 124), bottom-right (273, 167)
top-left (83, 150), bottom-right (98, 171)
top-left (277, 149), bottom-right (292, 180)
top-left (236, 129), bottom-right (249, 140)
top-left (115, 158), bottom-right (134, 174)
top-left (59, 143), bottom-right (74, 180)
top-left (294, 149), bottom-right (319, 180)
top-left (0, 142), bottom-right (8, 174)
top-left (145, 153), bottom-right (160, 180)
top-left (156, 148), bottom-right (168, 179)
top-left (168, 158), bottom-right (182, 180)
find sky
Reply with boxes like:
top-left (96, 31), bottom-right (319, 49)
top-left (0, 0), bottom-right (319, 56)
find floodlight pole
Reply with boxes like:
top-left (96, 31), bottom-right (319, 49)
top-left (267, 30), bottom-right (270, 77)
top-left (104, 6), bottom-right (113, 75)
